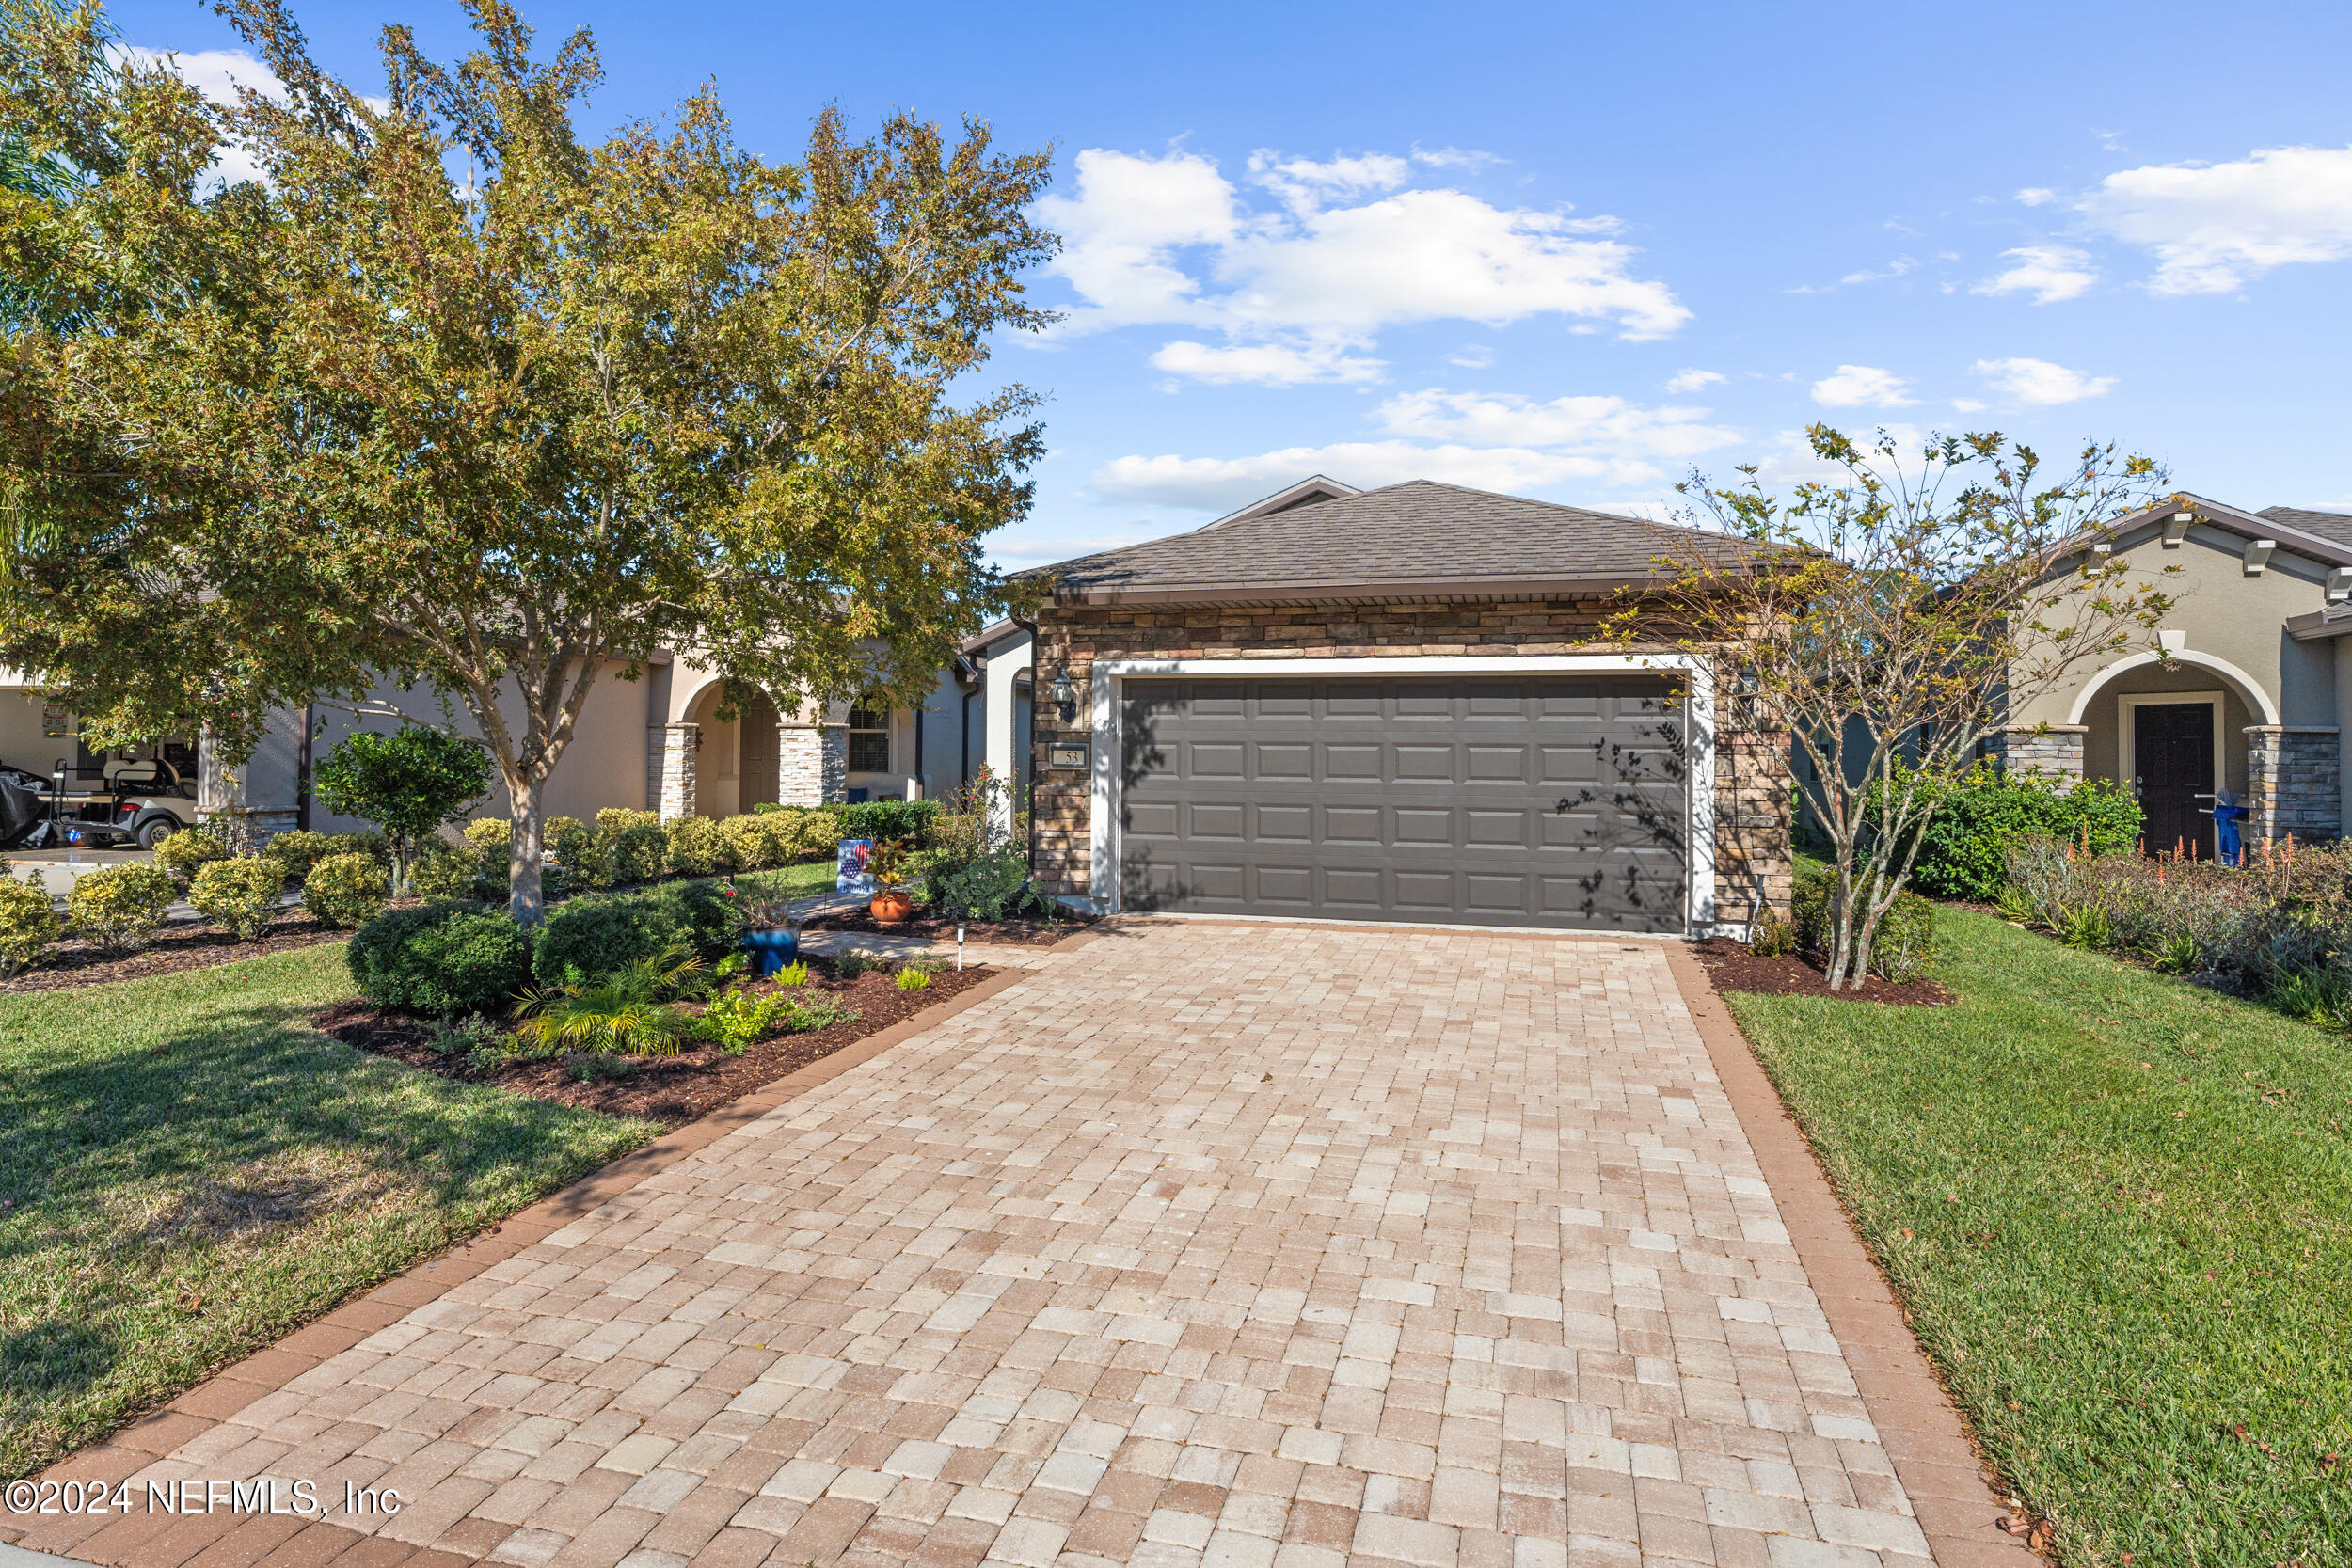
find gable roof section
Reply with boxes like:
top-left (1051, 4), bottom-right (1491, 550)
top-left (2090, 492), bottom-right (2352, 568)
top-left (1031, 478), bottom-right (1758, 605)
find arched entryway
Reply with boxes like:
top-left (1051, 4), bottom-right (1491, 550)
top-left (685, 683), bottom-right (785, 818)
top-left (2067, 650), bottom-right (2280, 858)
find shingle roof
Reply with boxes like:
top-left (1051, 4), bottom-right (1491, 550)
top-left (2260, 506), bottom-right (2352, 550)
top-left (1032, 480), bottom-right (1758, 602)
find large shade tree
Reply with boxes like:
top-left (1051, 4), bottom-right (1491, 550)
top-left (1611, 426), bottom-right (2175, 988)
top-left (0, 0), bottom-right (1054, 922)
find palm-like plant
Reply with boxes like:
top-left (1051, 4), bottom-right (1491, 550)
top-left (515, 947), bottom-right (703, 1056)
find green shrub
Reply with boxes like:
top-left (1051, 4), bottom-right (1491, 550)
top-left (663, 815), bottom-right (734, 877)
top-left (461, 817), bottom-right (512, 852)
top-left (261, 830), bottom-right (335, 880)
top-left (1789, 863), bottom-right (1937, 981)
top-left (895, 965), bottom-right (931, 991)
top-left (312, 725), bottom-right (495, 894)
top-left (611, 822), bottom-right (668, 884)
top-left (188, 856), bottom-right (288, 942)
top-left (772, 959), bottom-right (810, 988)
top-left (1869, 891), bottom-right (1938, 982)
top-left (152, 828), bottom-right (227, 886)
top-left (348, 903), bottom-right (532, 1016)
top-left (596, 807), bottom-right (660, 832)
top-left (533, 897), bottom-right (686, 988)
top-left (409, 842), bottom-right (492, 901)
top-left (694, 988), bottom-right (790, 1054)
top-left (1867, 765), bottom-right (2141, 902)
top-left (933, 847), bottom-right (1039, 923)
top-left (66, 862), bottom-right (177, 950)
top-left (1746, 908), bottom-right (1797, 958)
top-left (718, 814), bottom-right (777, 871)
top-left (798, 810), bottom-right (841, 858)
top-left (303, 851), bottom-right (390, 927)
top-left (837, 799), bottom-right (941, 847)
top-left (0, 874), bottom-right (60, 975)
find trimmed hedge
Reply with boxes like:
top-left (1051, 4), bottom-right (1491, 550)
top-left (1866, 766), bottom-right (2141, 903)
top-left (531, 879), bottom-right (735, 988)
top-left (837, 799), bottom-right (940, 847)
top-left (348, 902), bottom-right (532, 1016)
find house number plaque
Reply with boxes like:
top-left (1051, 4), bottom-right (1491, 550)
top-left (1047, 741), bottom-right (1089, 770)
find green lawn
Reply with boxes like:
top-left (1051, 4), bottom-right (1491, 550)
top-left (1723, 906), bottom-right (2350, 1567)
top-left (0, 943), bottom-right (657, 1479)
top-left (745, 860), bottom-right (842, 900)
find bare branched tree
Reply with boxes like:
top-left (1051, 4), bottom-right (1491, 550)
top-left (1608, 425), bottom-right (2176, 988)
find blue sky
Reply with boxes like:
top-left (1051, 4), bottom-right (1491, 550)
top-left (107, 0), bottom-right (2352, 568)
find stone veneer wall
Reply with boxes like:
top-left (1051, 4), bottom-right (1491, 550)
top-left (1984, 724), bottom-right (2086, 782)
top-left (777, 725), bottom-right (829, 807)
top-left (2245, 726), bottom-right (2341, 842)
top-left (650, 723), bottom-right (697, 821)
top-left (1026, 599), bottom-right (1791, 925)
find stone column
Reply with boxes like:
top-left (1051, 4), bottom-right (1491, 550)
top-left (1715, 718), bottom-right (1792, 923)
top-left (1983, 724), bottom-right (2086, 782)
top-left (819, 727), bottom-right (848, 804)
top-left (2245, 726), bottom-right (2341, 842)
top-left (649, 722), bottom-right (697, 821)
top-left (775, 725), bottom-right (825, 806)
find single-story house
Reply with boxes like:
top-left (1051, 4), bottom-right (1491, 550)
top-left (9, 474), bottom-right (1792, 936)
top-left (1999, 493), bottom-right (2352, 858)
top-left (993, 475), bottom-right (1787, 936)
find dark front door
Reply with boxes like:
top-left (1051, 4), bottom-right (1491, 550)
top-left (1120, 674), bottom-right (1690, 932)
top-left (2135, 703), bottom-right (2215, 859)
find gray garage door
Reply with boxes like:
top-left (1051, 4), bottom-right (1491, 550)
top-left (1119, 674), bottom-right (1690, 932)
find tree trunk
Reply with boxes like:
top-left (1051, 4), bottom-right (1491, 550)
top-left (509, 780), bottom-right (546, 928)
top-left (389, 833), bottom-right (414, 898)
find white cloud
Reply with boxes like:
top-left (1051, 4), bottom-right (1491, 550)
top-left (1410, 144), bottom-right (1503, 172)
top-left (1838, 257), bottom-right (1916, 286)
top-left (1971, 356), bottom-right (2116, 404)
top-left (1445, 343), bottom-right (1495, 369)
top-left (1149, 340), bottom-right (1384, 386)
top-left (2078, 144), bottom-right (2352, 294)
top-left (1248, 150), bottom-right (1411, 213)
top-left (1951, 397), bottom-right (1988, 413)
top-left (2015, 187), bottom-right (2058, 207)
top-left (1090, 440), bottom-right (1664, 512)
top-left (1036, 146), bottom-right (1691, 388)
top-left (1970, 245), bottom-right (2099, 304)
top-left (1665, 368), bottom-right (1724, 393)
top-left (1810, 365), bottom-right (1915, 408)
top-left (1374, 388), bottom-right (1740, 463)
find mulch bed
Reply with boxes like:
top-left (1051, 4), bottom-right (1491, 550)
top-left (800, 908), bottom-right (1094, 948)
top-left (0, 912), bottom-right (352, 994)
top-left (312, 958), bottom-right (998, 1126)
top-left (1691, 937), bottom-right (1953, 1006)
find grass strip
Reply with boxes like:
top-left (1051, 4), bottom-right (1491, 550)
top-left (0, 942), bottom-right (657, 1477)
top-left (1722, 906), bottom-right (2350, 1566)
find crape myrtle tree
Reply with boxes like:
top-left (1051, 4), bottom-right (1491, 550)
top-left (1607, 425), bottom-right (2175, 989)
top-left (0, 0), bottom-right (1056, 924)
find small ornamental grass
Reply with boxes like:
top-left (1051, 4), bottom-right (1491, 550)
top-left (66, 863), bottom-right (177, 951)
top-left (0, 872), bottom-right (60, 976)
top-left (895, 965), bottom-right (932, 991)
top-left (188, 856), bottom-right (288, 942)
top-left (302, 852), bottom-right (389, 928)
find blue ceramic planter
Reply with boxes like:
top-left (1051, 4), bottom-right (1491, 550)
top-left (739, 927), bottom-right (800, 978)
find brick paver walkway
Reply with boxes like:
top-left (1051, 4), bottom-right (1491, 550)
top-left (31, 924), bottom-right (1945, 1568)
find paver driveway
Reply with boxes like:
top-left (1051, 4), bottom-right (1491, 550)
top-left (105, 923), bottom-right (1933, 1568)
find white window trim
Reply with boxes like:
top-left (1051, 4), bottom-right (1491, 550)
top-left (2118, 689), bottom-right (2226, 859)
top-left (1086, 653), bottom-right (1719, 933)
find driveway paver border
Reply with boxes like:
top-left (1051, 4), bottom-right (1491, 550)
top-left (3, 950), bottom-right (1073, 1568)
top-left (1659, 943), bottom-right (2035, 1568)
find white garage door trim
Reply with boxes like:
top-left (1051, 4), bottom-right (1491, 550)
top-left (1087, 653), bottom-right (1719, 933)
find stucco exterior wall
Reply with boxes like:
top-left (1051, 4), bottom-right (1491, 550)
top-left (2079, 663), bottom-right (2256, 798)
top-left (2014, 520), bottom-right (2328, 732)
top-left (303, 660), bottom-right (655, 835)
top-left (1025, 597), bottom-right (1790, 926)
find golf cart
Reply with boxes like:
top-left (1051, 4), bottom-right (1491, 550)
top-left (0, 754), bottom-right (196, 850)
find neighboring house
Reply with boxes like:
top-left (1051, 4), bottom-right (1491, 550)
top-left (1998, 494), bottom-right (2352, 858)
top-left (972, 475), bottom-right (1787, 937)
